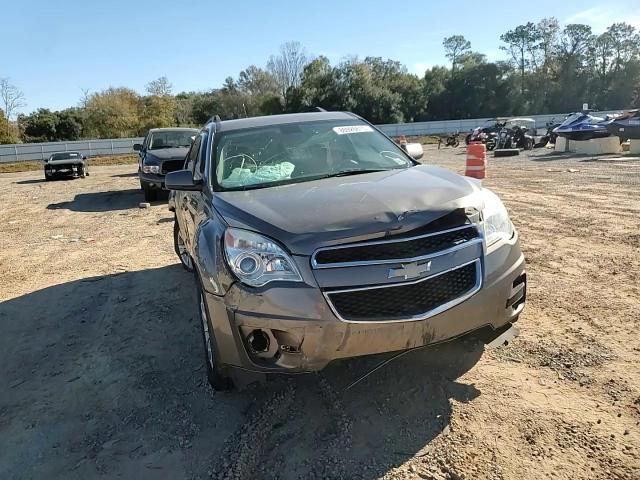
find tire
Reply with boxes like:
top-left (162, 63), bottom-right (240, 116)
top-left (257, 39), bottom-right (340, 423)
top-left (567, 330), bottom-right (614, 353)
top-left (453, 139), bottom-right (460, 148)
top-left (494, 149), bottom-right (520, 157)
top-left (486, 139), bottom-right (496, 151)
top-left (465, 134), bottom-right (472, 145)
top-left (142, 183), bottom-right (158, 202)
top-left (173, 218), bottom-right (194, 271)
top-left (524, 138), bottom-right (533, 151)
top-left (195, 275), bottom-right (233, 391)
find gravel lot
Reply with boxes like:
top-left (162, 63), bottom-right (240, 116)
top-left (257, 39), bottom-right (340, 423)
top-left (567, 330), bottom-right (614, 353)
top-left (1, 146), bottom-right (639, 479)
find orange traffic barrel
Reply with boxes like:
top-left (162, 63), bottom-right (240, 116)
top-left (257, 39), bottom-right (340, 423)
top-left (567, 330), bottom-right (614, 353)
top-left (465, 142), bottom-right (486, 179)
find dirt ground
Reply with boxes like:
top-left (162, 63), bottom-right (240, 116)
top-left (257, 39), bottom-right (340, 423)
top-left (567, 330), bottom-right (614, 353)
top-left (1, 146), bottom-right (639, 480)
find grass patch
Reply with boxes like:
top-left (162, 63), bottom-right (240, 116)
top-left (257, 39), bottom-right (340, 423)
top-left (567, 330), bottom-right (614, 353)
top-left (0, 154), bottom-right (137, 174)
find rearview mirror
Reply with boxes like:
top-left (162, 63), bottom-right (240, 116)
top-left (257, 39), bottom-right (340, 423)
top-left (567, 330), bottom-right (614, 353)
top-left (165, 169), bottom-right (202, 191)
top-left (405, 143), bottom-right (424, 161)
top-left (133, 143), bottom-right (142, 151)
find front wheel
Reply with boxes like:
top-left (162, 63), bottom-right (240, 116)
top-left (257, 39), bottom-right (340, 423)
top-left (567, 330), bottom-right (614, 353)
top-left (486, 139), bottom-right (496, 151)
top-left (142, 183), bottom-right (158, 202)
top-left (524, 138), bottom-right (533, 151)
top-left (196, 277), bottom-right (233, 391)
top-left (173, 219), bottom-right (193, 271)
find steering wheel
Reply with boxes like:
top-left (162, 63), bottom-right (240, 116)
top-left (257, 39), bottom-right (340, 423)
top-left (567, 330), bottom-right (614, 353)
top-left (225, 153), bottom-right (258, 174)
top-left (380, 150), bottom-right (406, 164)
top-left (259, 149), bottom-right (291, 167)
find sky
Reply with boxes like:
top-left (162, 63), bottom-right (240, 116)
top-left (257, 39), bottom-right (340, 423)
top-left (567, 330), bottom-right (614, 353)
top-left (2, 0), bottom-right (640, 114)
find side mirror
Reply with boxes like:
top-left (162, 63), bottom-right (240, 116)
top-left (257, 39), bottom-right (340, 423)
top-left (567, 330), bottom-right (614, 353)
top-left (165, 169), bottom-right (203, 191)
top-left (82, 155), bottom-right (87, 160)
top-left (133, 143), bottom-right (142, 151)
top-left (405, 143), bottom-right (424, 161)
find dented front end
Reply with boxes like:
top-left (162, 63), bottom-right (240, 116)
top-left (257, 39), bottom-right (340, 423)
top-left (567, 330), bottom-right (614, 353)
top-left (197, 201), bottom-right (526, 375)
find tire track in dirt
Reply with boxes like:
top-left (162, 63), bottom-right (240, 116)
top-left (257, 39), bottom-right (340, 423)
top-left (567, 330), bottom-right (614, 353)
top-left (211, 383), bottom-right (296, 479)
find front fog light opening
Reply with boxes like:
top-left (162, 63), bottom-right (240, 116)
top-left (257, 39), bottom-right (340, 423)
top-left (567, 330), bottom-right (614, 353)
top-left (247, 329), bottom-right (270, 354)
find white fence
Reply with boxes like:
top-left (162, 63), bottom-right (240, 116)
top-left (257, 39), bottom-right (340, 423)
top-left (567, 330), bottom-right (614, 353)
top-left (0, 137), bottom-right (144, 163)
top-left (0, 110), bottom-right (621, 163)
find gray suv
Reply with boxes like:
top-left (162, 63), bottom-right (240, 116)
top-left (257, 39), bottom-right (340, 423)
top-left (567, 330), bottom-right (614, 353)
top-left (167, 112), bottom-right (526, 390)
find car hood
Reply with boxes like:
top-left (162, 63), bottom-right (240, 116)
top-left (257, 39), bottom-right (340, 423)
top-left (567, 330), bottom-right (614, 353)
top-left (212, 165), bottom-right (483, 255)
top-left (145, 147), bottom-right (189, 161)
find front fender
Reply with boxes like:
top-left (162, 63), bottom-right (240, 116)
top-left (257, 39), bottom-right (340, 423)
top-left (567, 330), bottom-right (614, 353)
top-left (193, 213), bottom-right (235, 295)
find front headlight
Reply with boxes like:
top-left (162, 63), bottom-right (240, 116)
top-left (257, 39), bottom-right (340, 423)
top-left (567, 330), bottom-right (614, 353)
top-left (482, 189), bottom-right (513, 246)
top-left (224, 228), bottom-right (302, 287)
top-left (142, 158), bottom-right (160, 174)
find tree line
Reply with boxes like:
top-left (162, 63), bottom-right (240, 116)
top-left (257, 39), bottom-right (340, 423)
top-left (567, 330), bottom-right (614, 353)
top-left (2, 19), bottom-right (640, 144)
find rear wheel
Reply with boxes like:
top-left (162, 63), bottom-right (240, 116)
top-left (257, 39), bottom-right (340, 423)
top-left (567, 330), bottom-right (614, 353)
top-left (173, 219), bottom-right (193, 271)
top-left (195, 277), bottom-right (233, 391)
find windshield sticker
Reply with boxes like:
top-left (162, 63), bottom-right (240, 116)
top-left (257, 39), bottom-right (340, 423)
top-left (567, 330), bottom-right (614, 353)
top-left (332, 125), bottom-right (374, 135)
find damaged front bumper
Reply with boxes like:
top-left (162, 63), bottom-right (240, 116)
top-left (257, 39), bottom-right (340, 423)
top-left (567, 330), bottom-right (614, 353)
top-left (44, 161), bottom-right (86, 177)
top-left (202, 230), bottom-right (526, 375)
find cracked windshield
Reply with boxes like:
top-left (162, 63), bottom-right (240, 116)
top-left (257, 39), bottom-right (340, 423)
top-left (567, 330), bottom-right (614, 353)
top-left (215, 120), bottom-right (410, 189)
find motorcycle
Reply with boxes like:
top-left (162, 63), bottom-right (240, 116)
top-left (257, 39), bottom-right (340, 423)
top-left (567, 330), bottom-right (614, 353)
top-left (495, 124), bottom-right (534, 150)
top-left (537, 119), bottom-right (560, 147)
top-left (439, 132), bottom-right (460, 148)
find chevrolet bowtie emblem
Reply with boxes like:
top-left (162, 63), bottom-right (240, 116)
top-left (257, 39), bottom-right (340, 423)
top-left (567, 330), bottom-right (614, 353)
top-left (388, 261), bottom-right (432, 280)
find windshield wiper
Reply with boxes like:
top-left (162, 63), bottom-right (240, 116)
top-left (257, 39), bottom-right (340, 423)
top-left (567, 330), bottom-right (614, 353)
top-left (221, 169), bottom-right (400, 192)
top-left (322, 168), bottom-right (394, 179)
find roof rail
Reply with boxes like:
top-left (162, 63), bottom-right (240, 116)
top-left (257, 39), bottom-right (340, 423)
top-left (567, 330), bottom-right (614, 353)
top-left (314, 107), bottom-right (327, 112)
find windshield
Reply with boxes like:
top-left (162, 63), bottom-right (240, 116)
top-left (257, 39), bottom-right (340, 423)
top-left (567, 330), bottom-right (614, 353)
top-left (505, 119), bottom-right (534, 128)
top-left (50, 152), bottom-right (81, 160)
top-left (214, 119), bottom-right (412, 190)
top-left (148, 130), bottom-right (197, 150)
top-left (559, 113), bottom-right (586, 127)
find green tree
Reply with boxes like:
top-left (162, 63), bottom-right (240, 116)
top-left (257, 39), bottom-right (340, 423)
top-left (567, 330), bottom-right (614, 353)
top-left (500, 22), bottom-right (540, 95)
top-left (84, 87), bottom-right (142, 138)
top-left (0, 109), bottom-right (17, 144)
top-left (20, 108), bottom-right (58, 142)
top-left (140, 95), bottom-right (176, 131)
top-left (443, 35), bottom-right (471, 74)
top-left (55, 108), bottom-right (83, 140)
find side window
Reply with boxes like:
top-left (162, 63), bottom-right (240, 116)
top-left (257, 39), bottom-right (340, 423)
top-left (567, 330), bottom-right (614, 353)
top-left (194, 133), bottom-right (208, 180)
top-left (185, 135), bottom-right (202, 173)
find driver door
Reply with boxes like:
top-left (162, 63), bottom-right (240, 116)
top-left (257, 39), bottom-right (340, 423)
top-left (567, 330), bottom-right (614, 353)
top-left (176, 134), bottom-right (203, 250)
